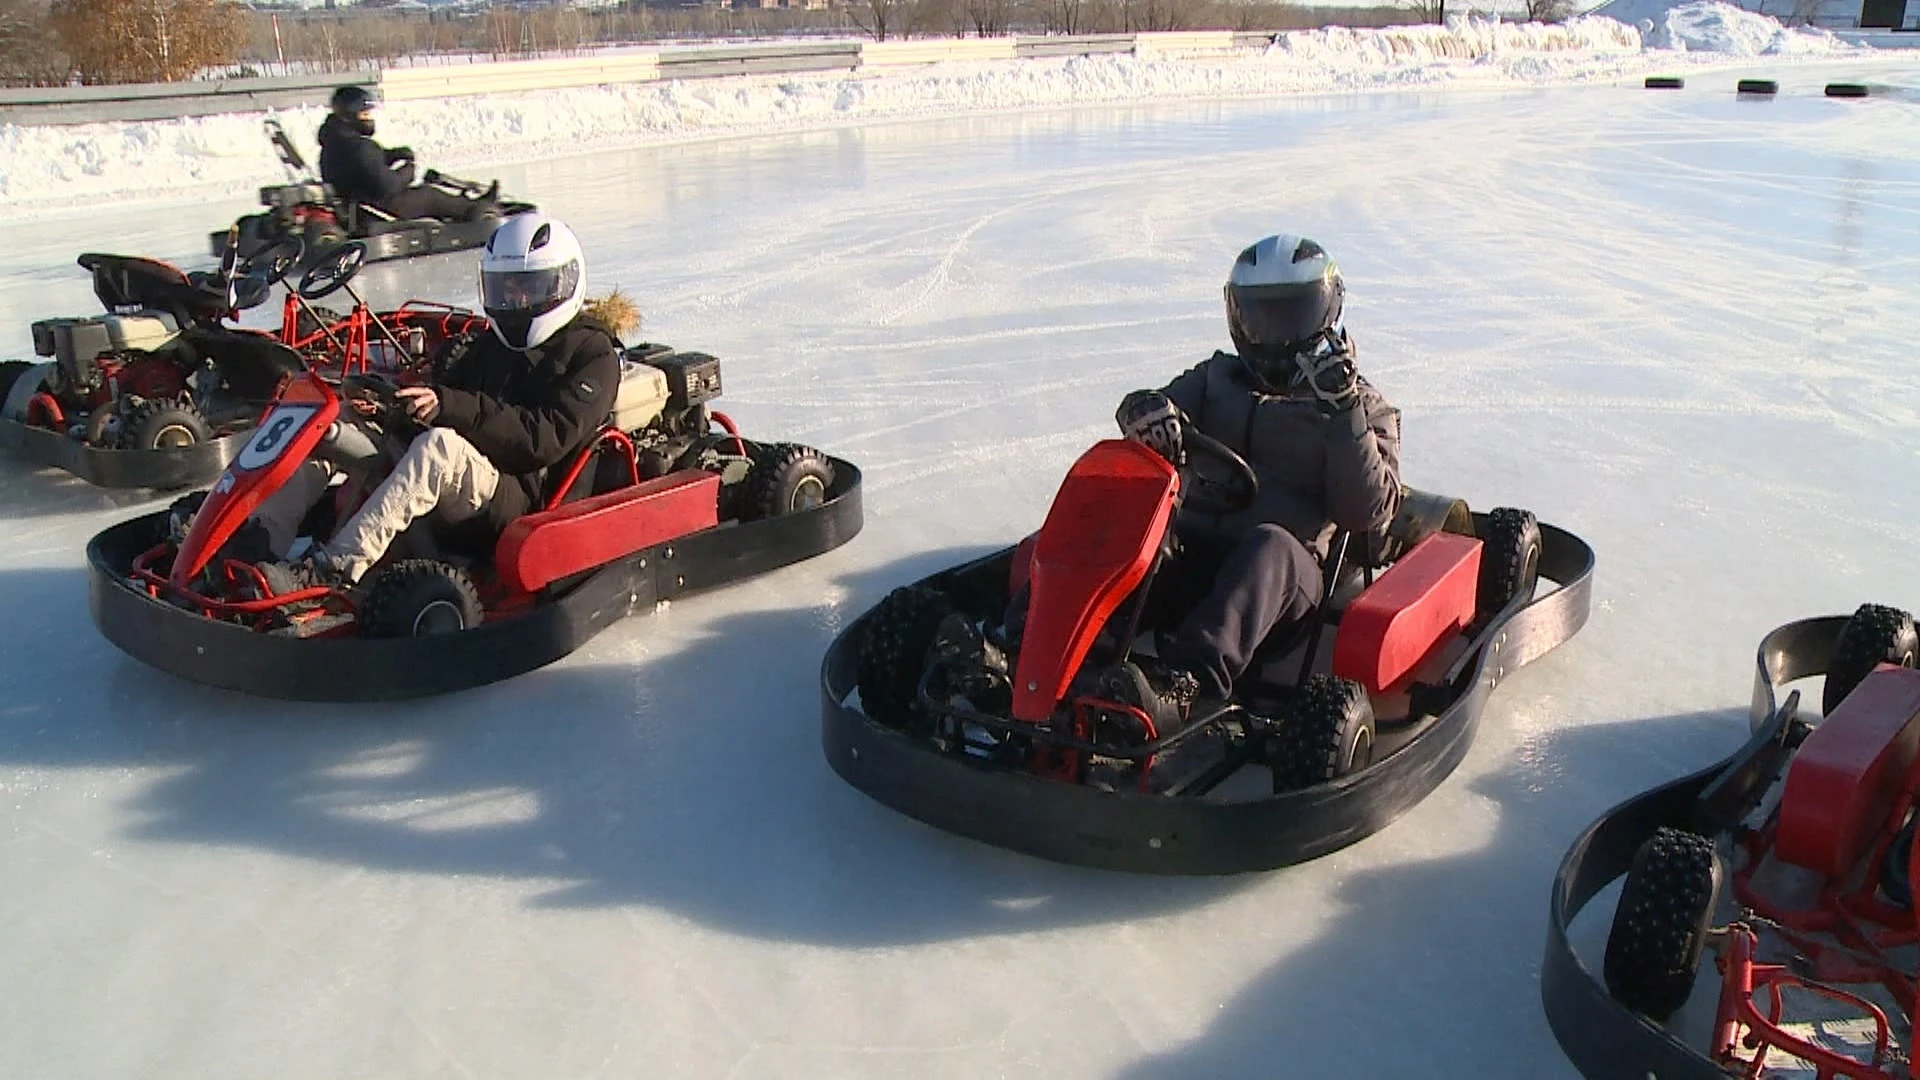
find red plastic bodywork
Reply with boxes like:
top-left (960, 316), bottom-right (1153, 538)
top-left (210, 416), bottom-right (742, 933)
top-left (172, 373), bottom-right (339, 586)
top-left (1010, 439), bottom-right (1178, 724)
top-left (1776, 665), bottom-right (1920, 878)
top-left (1009, 533), bottom-right (1038, 598)
top-left (1331, 532), bottom-right (1483, 694)
top-left (495, 470), bottom-right (720, 595)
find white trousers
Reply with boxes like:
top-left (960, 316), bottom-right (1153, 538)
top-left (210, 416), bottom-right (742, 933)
top-left (253, 428), bottom-right (500, 582)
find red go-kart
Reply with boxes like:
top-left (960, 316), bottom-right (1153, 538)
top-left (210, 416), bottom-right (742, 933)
top-left (820, 419), bottom-right (1593, 874)
top-left (87, 338), bottom-right (863, 701)
top-left (1545, 605), bottom-right (1920, 1080)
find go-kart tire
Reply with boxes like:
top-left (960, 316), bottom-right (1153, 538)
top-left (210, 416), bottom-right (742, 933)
top-left (1883, 814), bottom-right (1916, 909)
top-left (295, 305), bottom-right (346, 339)
top-left (160, 491), bottom-right (208, 545)
top-left (1476, 507), bottom-right (1543, 618)
top-left (744, 443), bottom-right (835, 521)
top-left (1822, 603), bottom-right (1919, 714)
top-left (857, 585), bottom-right (956, 728)
top-left (0, 359), bottom-right (30, 405)
top-left (360, 560), bottom-right (483, 638)
top-left (1602, 826), bottom-right (1721, 1022)
top-left (1267, 674), bottom-right (1377, 793)
top-left (123, 399), bottom-right (211, 452)
top-left (1737, 79), bottom-right (1778, 95)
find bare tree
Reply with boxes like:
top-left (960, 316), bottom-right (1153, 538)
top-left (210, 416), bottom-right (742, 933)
top-left (1, 0), bottom-right (69, 85)
top-left (1524, 0), bottom-right (1572, 20)
top-left (848, 0), bottom-right (910, 40)
top-left (49, 0), bottom-right (243, 83)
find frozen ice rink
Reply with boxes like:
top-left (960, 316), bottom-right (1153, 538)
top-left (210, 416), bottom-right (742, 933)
top-left (3, 56), bottom-right (1920, 1078)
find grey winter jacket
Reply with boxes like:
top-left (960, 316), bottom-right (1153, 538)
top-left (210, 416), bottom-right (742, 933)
top-left (1157, 350), bottom-right (1402, 560)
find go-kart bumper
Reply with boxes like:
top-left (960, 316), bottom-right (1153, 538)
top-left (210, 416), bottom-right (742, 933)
top-left (89, 458), bottom-right (863, 701)
top-left (819, 518), bottom-right (1595, 875)
top-left (1539, 617), bottom-right (1843, 1079)
top-left (0, 416), bottom-right (244, 489)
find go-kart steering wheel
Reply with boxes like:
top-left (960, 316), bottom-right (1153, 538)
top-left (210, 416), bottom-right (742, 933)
top-left (299, 241), bottom-right (368, 301)
top-left (340, 371), bottom-right (402, 415)
top-left (1179, 423), bottom-right (1259, 518)
top-left (233, 235), bottom-right (305, 287)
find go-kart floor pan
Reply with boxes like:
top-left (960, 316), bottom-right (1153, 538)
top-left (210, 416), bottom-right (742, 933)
top-left (819, 520), bottom-right (1594, 875)
top-left (89, 459), bottom-right (863, 701)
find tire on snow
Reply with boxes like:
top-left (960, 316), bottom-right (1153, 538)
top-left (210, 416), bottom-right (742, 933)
top-left (744, 443), bottom-right (834, 521)
top-left (1476, 507), bottom-right (1543, 618)
top-left (1267, 674), bottom-right (1377, 793)
top-left (1603, 826), bottom-right (1722, 1022)
top-left (1823, 603), bottom-right (1919, 714)
top-left (1737, 79), bottom-right (1779, 95)
top-left (1644, 76), bottom-right (1685, 89)
top-left (123, 399), bottom-right (211, 452)
top-left (856, 585), bottom-right (957, 728)
top-left (360, 560), bottom-right (484, 638)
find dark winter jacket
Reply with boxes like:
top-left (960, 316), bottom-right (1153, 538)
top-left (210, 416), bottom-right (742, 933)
top-left (433, 316), bottom-right (622, 533)
top-left (317, 114), bottom-right (414, 208)
top-left (1158, 350), bottom-right (1401, 560)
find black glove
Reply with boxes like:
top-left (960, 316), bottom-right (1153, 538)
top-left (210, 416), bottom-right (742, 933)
top-left (1116, 389), bottom-right (1186, 466)
top-left (388, 146), bottom-right (414, 164)
top-left (423, 168), bottom-right (442, 184)
top-left (1292, 336), bottom-right (1361, 417)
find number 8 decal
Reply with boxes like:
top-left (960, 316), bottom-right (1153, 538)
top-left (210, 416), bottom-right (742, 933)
top-left (235, 404), bottom-right (319, 472)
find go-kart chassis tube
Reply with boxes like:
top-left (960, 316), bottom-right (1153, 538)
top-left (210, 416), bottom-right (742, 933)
top-left (0, 417), bottom-right (246, 490)
top-left (87, 458), bottom-right (863, 701)
top-left (819, 518), bottom-right (1594, 875)
top-left (1539, 617), bottom-right (1849, 1080)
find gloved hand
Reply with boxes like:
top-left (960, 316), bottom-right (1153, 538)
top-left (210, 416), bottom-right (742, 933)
top-left (423, 168), bottom-right (442, 184)
top-left (1292, 338), bottom-right (1361, 417)
top-left (1116, 389), bottom-right (1186, 466)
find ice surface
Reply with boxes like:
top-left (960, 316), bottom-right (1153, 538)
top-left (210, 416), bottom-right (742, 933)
top-left (3, 57), bottom-right (1920, 1080)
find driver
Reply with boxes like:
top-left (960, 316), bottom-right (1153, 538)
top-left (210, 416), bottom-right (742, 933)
top-left (250, 212), bottom-right (621, 587)
top-left (318, 86), bottom-right (499, 223)
top-left (1100, 234), bottom-right (1402, 728)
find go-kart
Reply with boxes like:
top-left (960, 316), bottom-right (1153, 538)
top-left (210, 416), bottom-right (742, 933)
top-left (819, 420), bottom-right (1594, 874)
top-left (0, 240), bottom-right (313, 489)
top-left (87, 336), bottom-right (864, 701)
top-left (1543, 605), bottom-right (1920, 1080)
top-left (2, 238), bottom-right (490, 490)
top-left (211, 119), bottom-right (534, 270)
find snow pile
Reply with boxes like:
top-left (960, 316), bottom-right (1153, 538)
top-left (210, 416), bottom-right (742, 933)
top-left (0, 9), bottom-right (1872, 216)
top-left (1592, 0), bottom-right (1857, 54)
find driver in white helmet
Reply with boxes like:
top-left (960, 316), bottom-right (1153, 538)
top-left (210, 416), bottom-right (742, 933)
top-left (255, 212), bottom-right (621, 585)
top-left (1099, 234), bottom-right (1402, 727)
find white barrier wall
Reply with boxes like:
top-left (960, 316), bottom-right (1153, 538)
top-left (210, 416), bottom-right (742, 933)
top-left (381, 53), bottom-right (665, 101)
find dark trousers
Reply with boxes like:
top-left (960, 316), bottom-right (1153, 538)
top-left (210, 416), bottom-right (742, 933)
top-left (1156, 524), bottom-right (1322, 699)
top-left (379, 186), bottom-right (487, 223)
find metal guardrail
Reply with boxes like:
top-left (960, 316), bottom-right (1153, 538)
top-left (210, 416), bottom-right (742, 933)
top-left (656, 40), bottom-right (863, 80)
top-left (1013, 34), bottom-right (1137, 58)
top-left (0, 73), bottom-right (375, 127)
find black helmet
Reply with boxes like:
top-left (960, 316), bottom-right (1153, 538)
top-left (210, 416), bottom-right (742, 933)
top-left (1224, 233), bottom-right (1346, 390)
top-left (329, 85), bottom-right (378, 117)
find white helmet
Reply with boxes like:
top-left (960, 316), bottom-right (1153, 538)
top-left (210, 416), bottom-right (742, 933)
top-left (480, 212), bottom-right (586, 351)
top-left (1224, 234), bottom-right (1346, 387)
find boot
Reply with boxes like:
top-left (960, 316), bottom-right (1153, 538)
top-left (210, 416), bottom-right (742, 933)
top-left (1093, 659), bottom-right (1200, 738)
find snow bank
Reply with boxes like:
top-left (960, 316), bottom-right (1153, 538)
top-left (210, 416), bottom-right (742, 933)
top-left (0, 8), bottom-right (1870, 217)
top-left (1591, 0), bottom-right (1857, 53)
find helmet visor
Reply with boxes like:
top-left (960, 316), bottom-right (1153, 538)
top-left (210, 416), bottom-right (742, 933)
top-left (1225, 280), bottom-right (1336, 353)
top-left (481, 260), bottom-right (580, 318)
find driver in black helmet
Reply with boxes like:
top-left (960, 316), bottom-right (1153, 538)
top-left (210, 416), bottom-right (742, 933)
top-left (1097, 234), bottom-right (1402, 727)
top-left (318, 85), bottom-right (499, 223)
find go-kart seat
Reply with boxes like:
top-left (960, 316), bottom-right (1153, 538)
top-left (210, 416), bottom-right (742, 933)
top-left (177, 326), bottom-right (304, 404)
top-left (77, 253), bottom-right (228, 327)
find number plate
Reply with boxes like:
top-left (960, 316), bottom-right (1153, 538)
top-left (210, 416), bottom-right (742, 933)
top-left (235, 404), bottom-right (320, 472)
